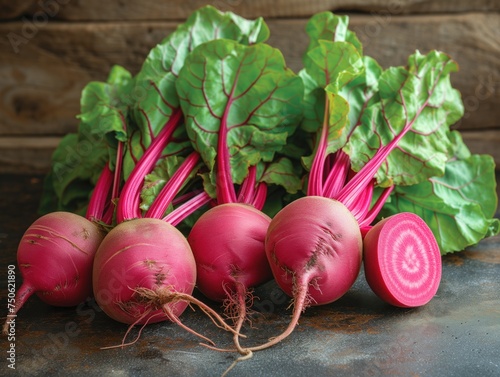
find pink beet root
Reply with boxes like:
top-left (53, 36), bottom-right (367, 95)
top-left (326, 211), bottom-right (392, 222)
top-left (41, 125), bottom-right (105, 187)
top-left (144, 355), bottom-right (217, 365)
top-left (2, 211), bottom-right (105, 334)
top-left (92, 218), bottom-right (196, 325)
top-left (188, 203), bottom-right (273, 303)
top-left (187, 202), bottom-right (273, 357)
top-left (17, 211), bottom-right (105, 306)
top-left (238, 196), bottom-right (363, 352)
top-left (363, 212), bottom-right (442, 308)
top-left (266, 196), bottom-right (363, 306)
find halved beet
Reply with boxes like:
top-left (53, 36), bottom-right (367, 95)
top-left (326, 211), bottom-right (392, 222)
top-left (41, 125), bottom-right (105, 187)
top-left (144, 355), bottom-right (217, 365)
top-left (363, 212), bottom-right (442, 308)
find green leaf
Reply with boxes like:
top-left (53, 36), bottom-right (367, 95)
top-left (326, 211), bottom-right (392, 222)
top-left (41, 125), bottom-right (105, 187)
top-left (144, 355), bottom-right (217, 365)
top-left (300, 41), bottom-right (363, 135)
top-left (200, 171), bottom-right (217, 199)
top-left (260, 157), bottom-right (303, 194)
top-left (324, 92), bottom-right (352, 154)
top-left (176, 39), bottom-right (304, 185)
top-left (276, 126), bottom-right (312, 162)
top-left (347, 50), bottom-right (464, 187)
top-left (78, 65), bottom-right (132, 144)
top-left (229, 12), bottom-right (270, 44)
top-left (339, 56), bottom-right (383, 135)
top-left (139, 155), bottom-right (182, 211)
top-left (299, 70), bottom-right (325, 133)
top-left (381, 154), bottom-right (500, 253)
top-left (299, 12), bottom-right (364, 134)
top-left (437, 155), bottom-right (498, 219)
top-left (301, 56), bottom-right (381, 157)
top-left (299, 41), bottom-right (364, 170)
top-left (303, 12), bottom-right (362, 58)
top-left (77, 65), bottom-right (133, 173)
top-left (448, 129), bottom-right (471, 160)
top-left (305, 41), bottom-right (364, 94)
top-left (128, 5), bottom-right (270, 177)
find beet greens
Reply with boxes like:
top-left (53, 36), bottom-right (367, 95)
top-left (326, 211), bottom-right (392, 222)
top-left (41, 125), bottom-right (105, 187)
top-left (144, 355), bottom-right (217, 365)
top-left (297, 12), bottom-right (498, 253)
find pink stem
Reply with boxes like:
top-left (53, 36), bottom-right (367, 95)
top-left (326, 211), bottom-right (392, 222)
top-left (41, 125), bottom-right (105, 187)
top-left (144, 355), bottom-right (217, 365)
top-left (116, 109), bottom-right (182, 223)
top-left (336, 91), bottom-right (431, 211)
top-left (112, 141), bottom-right (124, 204)
top-left (360, 225), bottom-right (372, 238)
top-left (349, 183), bottom-right (374, 223)
top-left (250, 183), bottom-right (268, 211)
top-left (336, 126), bottom-right (409, 211)
top-left (307, 101), bottom-right (329, 197)
top-left (172, 190), bottom-right (198, 207)
top-left (217, 102), bottom-right (237, 204)
top-left (237, 165), bottom-right (257, 205)
top-left (358, 185), bottom-right (395, 228)
top-left (323, 149), bottom-right (351, 199)
top-left (85, 164), bottom-right (114, 222)
top-left (164, 191), bottom-right (212, 226)
top-left (100, 140), bottom-right (125, 224)
top-left (145, 151), bottom-right (200, 219)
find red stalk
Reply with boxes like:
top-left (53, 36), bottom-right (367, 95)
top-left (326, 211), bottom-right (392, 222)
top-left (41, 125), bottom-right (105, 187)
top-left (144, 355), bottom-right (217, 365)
top-left (116, 109), bottom-right (182, 222)
top-left (307, 98), bottom-right (330, 197)
top-left (85, 164), bottom-right (114, 223)
top-left (171, 190), bottom-right (199, 207)
top-left (112, 141), bottom-right (124, 204)
top-left (217, 99), bottom-right (237, 204)
top-left (164, 191), bottom-right (212, 226)
top-left (336, 95), bottom-right (429, 212)
top-left (100, 139), bottom-right (126, 225)
top-left (307, 91), bottom-right (428, 228)
top-left (115, 108), bottom-right (207, 226)
top-left (250, 183), bottom-right (268, 211)
top-left (322, 149), bottom-right (351, 199)
top-left (358, 185), bottom-right (394, 228)
top-left (238, 166), bottom-right (256, 203)
top-left (145, 151), bottom-right (201, 219)
top-left (349, 183), bottom-right (374, 222)
top-left (237, 165), bottom-right (258, 205)
top-left (215, 99), bottom-right (268, 209)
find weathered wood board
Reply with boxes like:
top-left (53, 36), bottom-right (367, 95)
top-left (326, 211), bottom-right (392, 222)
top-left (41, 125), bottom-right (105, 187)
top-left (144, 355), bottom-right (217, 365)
top-left (1, 5), bottom-right (499, 173)
top-left (1, 0), bottom-right (499, 21)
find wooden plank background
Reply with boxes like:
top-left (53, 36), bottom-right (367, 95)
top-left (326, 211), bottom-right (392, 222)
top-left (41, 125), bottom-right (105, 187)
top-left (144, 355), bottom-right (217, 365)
top-left (1, 1), bottom-right (499, 173)
top-left (2, 0), bottom-right (499, 20)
